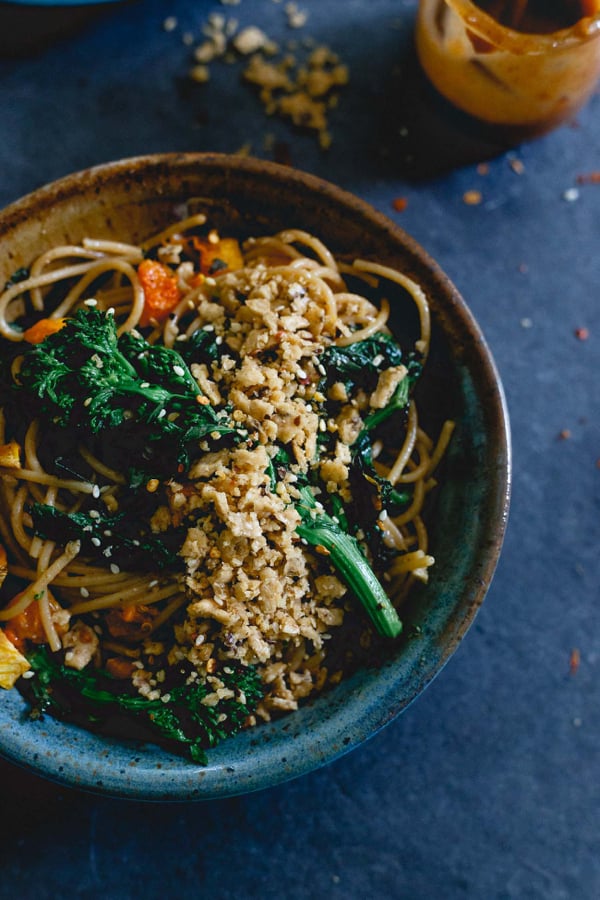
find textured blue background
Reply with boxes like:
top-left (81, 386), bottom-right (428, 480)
top-left (0, 1), bottom-right (599, 897)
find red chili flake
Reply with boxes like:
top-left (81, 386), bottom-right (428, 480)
top-left (569, 648), bottom-right (580, 676)
top-left (518, 262), bottom-right (529, 274)
top-left (463, 189), bottom-right (482, 206)
top-left (476, 162), bottom-right (490, 176)
top-left (558, 429), bottom-right (571, 440)
top-left (392, 197), bottom-right (408, 212)
top-left (575, 327), bottom-right (589, 341)
top-left (576, 171), bottom-right (600, 185)
top-left (509, 157), bottom-right (525, 175)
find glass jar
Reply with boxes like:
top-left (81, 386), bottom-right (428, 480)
top-left (416, 1), bottom-right (600, 139)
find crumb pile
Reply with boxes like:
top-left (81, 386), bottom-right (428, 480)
top-left (143, 258), bottom-right (373, 717)
top-left (177, 5), bottom-right (349, 149)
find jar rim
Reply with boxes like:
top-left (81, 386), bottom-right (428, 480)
top-left (444, 0), bottom-right (600, 52)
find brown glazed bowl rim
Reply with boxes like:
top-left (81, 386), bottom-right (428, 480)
top-left (0, 153), bottom-right (511, 800)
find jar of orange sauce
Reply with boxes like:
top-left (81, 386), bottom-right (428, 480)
top-left (416, 1), bottom-right (600, 139)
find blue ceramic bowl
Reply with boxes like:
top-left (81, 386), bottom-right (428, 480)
top-left (0, 153), bottom-right (511, 800)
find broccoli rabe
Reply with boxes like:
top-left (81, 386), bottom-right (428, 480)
top-left (28, 503), bottom-right (184, 571)
top-left (295, 486), bottom-right (402, 639)
top-left (24, 646), bottom-right (264, 763)
top-left (11, 307), bottom-right (241, 482)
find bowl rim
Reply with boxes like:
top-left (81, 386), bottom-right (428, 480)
top-left (0, 152), bottom-right (511, 800)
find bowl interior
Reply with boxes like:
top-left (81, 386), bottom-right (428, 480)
top-left (0, 153), bottom-right (510, 799)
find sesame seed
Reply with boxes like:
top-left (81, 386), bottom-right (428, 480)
top-left (158, 409), bottom-right (167, 419)
top-left (89, 509), bottom-right (100, 519)
top-left (92, 484), bottom-right (100, 498)
top-left (563, 187), bottom-right (580, 202)
top-left (80, 587), bottom-right (90, 597)
top-left (83, 397), bottom-right (92, 407)
top-left (91, 537), bottom-right (102, 547)
top-left (110, 563), bottom-right (120, 574)
top-left (173, 365), bottom-right (185, 377)
top-left (21, 670), bottom-right (35, 679)
top-left (106, 307), bottom-right (115, 316)
top-left (84, 298), bottom-right (98, 307)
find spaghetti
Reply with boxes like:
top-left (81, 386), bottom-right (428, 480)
top-left (0, 216), bottom-right (453, 756)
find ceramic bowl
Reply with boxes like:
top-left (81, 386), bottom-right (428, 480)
top-left (0, 153), bottom-right (511, 799)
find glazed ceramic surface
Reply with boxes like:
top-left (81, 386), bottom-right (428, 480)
top-left (0, 153), bottom-right (510, 799)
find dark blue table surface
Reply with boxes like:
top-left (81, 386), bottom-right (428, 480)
top-left (0, 1), bottom-right (599, 897)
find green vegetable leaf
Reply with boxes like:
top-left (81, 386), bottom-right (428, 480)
top-left (318, 333), bottom-right (404, 394)
top-left (12, 307), bottom-right (241, 481)
top-left (28, 503), bottom-right (184, 571)
top-left (23, 646), bottom-right (264, 763)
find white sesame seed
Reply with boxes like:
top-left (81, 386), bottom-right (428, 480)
top-left (110, 563), bottom-right (120, 574)
top-left (158, 409), bottom-right (166, 419)
top-left (91, 537), bottom-right (101, 547)
top-left (107, 307), bottom-right (115, 316)
top-left (89, 509), bottom-right (100, 519)
top-left (83, 298), bottom-right (98, 307)
top-left (173, 365), bottom-right (185, 377)
top-left (92, 484), bottom-right (100, 498)
top-left (21, 670), bottom-right (35, 679)
top-left (80, 587), bottom-right (90, 597)
top-left (83, 397), bottom-right (92, 407)
top-left (203, 324), bottom-right (215, 331)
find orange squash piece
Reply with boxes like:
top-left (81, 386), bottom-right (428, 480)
top-left (23, 317), bottom-right (66, 344)
top-left (193, 236), bottom-right (243, 277)
top-left (137, 259), bottom-right (182, 327)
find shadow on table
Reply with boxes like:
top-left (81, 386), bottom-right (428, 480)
top-left (0, 757), bottom-right (83, 836)
top-left (0, 2), bottom-right (124, 57)
top-left (372, 43), bottom-right (528, 181)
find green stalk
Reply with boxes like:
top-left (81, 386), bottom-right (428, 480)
top-left (296, 487), bottom-right (402, 639)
